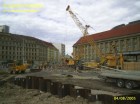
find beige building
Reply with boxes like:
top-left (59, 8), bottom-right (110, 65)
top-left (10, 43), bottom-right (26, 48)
top-left (73, 20), bottom-right (140, 62)
top-left (0, 32), bottom-right (59, 66)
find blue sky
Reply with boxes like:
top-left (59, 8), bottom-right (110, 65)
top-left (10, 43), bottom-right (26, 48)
top-left (0, 0), bottom-right (140, 55)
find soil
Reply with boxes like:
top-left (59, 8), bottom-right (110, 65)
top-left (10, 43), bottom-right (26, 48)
top-left (0, 67), bottom-right (139, 104)
top-left (0, 82), bottom-right (90, 104)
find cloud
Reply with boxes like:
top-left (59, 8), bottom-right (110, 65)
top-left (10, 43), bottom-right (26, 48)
top-left (0, 0), bottom-right (140, 55)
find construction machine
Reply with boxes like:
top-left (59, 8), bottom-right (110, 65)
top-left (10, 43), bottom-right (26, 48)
top-left (89, 38), bottom-right (124, 69)
top-left (66, 5), bottom-right (89, 69)
top-left (66, 5), bottom-right (124, 70)
top-left (8, 62), bottom-right (29, 74)
top-left (66, 5), bottom-right (90, 37)
top-left (65, 58), bottom-right (75, 67)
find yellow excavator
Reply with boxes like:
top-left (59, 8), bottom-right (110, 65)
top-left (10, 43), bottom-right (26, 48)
top-left (8, 63), bottom-right (29, 74)
top-left (65, 58), bottom-right (75, 67)
top-left (66, 5), bottom-right (124, 70)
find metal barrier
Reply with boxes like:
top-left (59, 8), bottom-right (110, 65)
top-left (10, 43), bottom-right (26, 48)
top-left (57, 83), bottom-right (73, 98)
top-left (38, 77), bottom-right (47, 91)
top-left (26, 76), bottom-right (32, 89)
top-left (20, 78), bottom-right (26, 88)
top-left (70, 86), bottom-right (91, 99)
top-left (50, 81), bottom-right (59, 95)
top-left (45, 79), bottom-right (52, 93)
top-left (31, 76), bottom-right (40, 89)
top-left (14, 76), bottom-right (139, 104)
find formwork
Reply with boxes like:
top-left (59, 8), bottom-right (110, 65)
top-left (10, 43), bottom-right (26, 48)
top-left (70, 86), bottom-right (91, 99)
top-left (57, 83), bottom-right (74, 98)
top-left (26, 76), bottom-right (32, 89)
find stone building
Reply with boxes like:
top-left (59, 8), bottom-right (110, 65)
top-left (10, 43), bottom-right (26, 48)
top-left (0, 32), bottom-right (59, 66)
top-left (73, 20), bottom-right (140, 62)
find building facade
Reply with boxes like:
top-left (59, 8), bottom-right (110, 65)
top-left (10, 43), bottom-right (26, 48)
top-left (73, 20), bottom-right (140, 62)
top-left (53, 43), bottom-right (65, 62)
top-left (0, 25), bottom-right (9, 33)
top-left (53, 43), bottom-right (65, 57)
top-left (0, 32), bottom-right (59, 66)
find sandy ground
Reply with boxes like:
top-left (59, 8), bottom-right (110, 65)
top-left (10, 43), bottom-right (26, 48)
top-left (0, 67), bottom-right (140, 104)
top-left (0, 82), bottom-right (90, 104)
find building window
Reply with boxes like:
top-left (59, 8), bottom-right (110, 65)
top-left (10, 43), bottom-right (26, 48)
top-left (5, 46), bottom-right (8, 50)
top-left (109, 41), bottom-right (113, 53)
top-left (126, 39), bottom-right (131, 51)
top-left (120, 40), bottom-right (125, 52)
top-left (105, 42), bottom-right (108, 53)
top-left (2, 56), bottom-right (4, 59)
top-left (133, 38), bottom-right (137, 51)
top-left (2, 46), bottom-right (4, 50)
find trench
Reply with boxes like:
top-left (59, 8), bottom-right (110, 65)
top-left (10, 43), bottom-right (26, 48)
top-left (12, 76), bottom-right (140, 104)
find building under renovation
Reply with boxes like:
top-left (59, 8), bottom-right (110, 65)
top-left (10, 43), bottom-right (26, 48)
top-left (0, 30), bottom-right (59, 66)
top-left (73, 20), bottom-right (140, 62)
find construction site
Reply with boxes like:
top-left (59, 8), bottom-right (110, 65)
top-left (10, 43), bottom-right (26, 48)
top-left (0, 3), bottom-right (140, 104)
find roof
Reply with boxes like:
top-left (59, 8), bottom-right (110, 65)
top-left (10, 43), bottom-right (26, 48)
top-left (0, 32), bottom-right (57, 50)
top-left (73, 22), bottom-right (140, 46)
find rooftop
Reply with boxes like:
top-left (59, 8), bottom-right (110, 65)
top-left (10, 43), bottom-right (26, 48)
top-left (74, 20), bottom-right (140, 46)
top-left (0, 32), bottom-right (57, 50)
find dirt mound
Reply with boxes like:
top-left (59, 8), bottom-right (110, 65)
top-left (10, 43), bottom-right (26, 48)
top-left (0, 82), bottom-right (89, 104)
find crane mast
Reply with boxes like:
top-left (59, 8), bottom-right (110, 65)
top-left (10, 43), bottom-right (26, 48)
top-left (66, 5), bottom-right (90, 36)
top-left (66, 5), bottom-right (124, 69)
